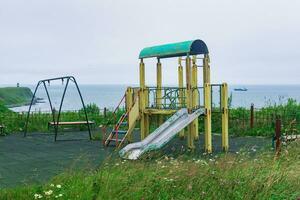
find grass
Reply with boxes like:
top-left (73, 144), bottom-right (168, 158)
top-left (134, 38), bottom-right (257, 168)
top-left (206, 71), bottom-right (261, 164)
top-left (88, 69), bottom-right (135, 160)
top-left (0, 103), bottom-right (124, 135)
top-left (1, 99), bottom-right (300, 138)
top-left (0, 87), bottom-right (33, 107)
top-left (0, 142), bottom-right (299, 200)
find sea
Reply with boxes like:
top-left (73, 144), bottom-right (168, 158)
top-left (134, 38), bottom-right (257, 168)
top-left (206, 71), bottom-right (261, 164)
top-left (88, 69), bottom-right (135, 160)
top-left (4, 84), bottom-right (300, 113)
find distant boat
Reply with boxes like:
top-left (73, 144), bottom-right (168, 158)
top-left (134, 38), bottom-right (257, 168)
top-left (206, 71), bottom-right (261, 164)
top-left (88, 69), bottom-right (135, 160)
top-left (234, 87), bottom-right (248, 91)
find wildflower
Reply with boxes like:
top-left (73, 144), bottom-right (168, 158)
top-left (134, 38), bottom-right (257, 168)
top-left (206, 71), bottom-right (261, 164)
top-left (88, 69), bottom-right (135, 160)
top-left (55, 194), bottom-right (63, 198)
top-left (50, 183), bottom-right (55, 187)
top-left (34, 194), bottom-right (43, 199)
top-left (115, 163), bottom-right (119, 166)
top-left (44, 190), bottom-right (53, 195)
top-left (236, 151), bottom-right (239, 154)
top-left (56, 184), bottom-right (62, 189)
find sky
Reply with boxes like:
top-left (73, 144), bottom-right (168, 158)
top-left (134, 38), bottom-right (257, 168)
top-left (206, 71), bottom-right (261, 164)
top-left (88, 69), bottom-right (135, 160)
top-left (0, 0), bottom-right (299, 85)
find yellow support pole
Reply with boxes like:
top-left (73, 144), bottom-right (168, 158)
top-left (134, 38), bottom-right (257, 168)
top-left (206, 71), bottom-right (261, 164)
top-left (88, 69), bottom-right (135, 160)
top-left (145, 87), bottom-right (150, 137)
top-left (125, 87), bottom-right (133, 142)
top-left (156, 58), bottom-right (163, 125)
top-left (203, 54), bottom-right (212, 153)
top-left (221, 83), bottom-right (229, 151)
top-left (191, 56), bottom-right (199, 140)
top-left (186, 56), bottom-right (194, 149)
top-left (178, 57), bottom-right (185, 138)
top-left (204, 83), bottom-right (212, 153)
top-left (139, 59), bottom-right (148, 140)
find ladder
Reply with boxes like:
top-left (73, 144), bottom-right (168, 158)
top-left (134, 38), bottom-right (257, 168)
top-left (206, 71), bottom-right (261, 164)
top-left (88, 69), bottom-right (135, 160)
top-left (104, 92), bottom-right (140, 148)
top-left (104, 110), bottom-right (129, 147)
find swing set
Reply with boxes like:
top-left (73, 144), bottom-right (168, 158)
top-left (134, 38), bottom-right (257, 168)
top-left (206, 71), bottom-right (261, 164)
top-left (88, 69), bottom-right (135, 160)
top-left (23, 76), bottom-right (93, 141)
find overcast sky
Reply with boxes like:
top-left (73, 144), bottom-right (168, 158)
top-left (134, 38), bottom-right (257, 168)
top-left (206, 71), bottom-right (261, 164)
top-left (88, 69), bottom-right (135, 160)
top-left (0, 0), bottom-right (299, 85)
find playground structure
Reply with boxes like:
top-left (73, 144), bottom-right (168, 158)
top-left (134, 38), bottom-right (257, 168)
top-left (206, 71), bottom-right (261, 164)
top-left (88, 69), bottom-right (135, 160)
top-left (24, 76), bottom-right (93, 141)
top-left (105, 39), bottom-right (229, 155)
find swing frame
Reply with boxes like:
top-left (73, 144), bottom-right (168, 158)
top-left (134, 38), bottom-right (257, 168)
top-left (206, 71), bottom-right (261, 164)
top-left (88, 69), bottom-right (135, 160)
top-left (23, 76), bottom-right (92, 141)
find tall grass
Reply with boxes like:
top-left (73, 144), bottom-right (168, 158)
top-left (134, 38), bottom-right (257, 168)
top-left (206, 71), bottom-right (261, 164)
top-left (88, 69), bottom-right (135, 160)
top-left (1, 99), bottom-right (300, 137)
top-left (1, 142), bottom-right (299, 199)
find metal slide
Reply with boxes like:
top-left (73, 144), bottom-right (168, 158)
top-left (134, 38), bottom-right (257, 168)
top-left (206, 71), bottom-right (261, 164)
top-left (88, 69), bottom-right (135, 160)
top-left (119, 108), bottom-right (205, 160)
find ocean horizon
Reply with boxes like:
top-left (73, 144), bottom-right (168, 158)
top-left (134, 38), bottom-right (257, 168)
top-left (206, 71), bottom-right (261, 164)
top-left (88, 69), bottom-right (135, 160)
top-left (1, 84), bottom-right (299, 112)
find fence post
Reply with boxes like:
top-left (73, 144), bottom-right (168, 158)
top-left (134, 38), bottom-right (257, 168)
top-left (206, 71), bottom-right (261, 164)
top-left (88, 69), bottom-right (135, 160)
top-left (104, 107), bottom-right (107, 118)
top-left (250, 103), bottom-right (254, 128)
top-left (275, 116), bottom-right (281, 156)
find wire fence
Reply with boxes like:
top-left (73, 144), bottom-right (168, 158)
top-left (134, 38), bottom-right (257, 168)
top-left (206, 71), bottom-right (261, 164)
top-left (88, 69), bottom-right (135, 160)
top-left (1, 103), bottom-right (299, 137)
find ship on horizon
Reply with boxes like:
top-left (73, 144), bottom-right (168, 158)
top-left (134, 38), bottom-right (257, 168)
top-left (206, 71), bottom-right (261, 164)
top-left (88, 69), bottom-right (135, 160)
top-left (234, 87), bottom-right (248, 91)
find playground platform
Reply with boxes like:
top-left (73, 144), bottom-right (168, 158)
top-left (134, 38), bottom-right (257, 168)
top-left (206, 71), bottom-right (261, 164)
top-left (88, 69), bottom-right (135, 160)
top-left (0, 131), bottom-right (270, 188)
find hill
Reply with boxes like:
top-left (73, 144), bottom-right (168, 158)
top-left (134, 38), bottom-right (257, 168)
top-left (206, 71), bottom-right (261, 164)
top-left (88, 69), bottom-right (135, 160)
top-left (0, 87), bottom-right (33, 107)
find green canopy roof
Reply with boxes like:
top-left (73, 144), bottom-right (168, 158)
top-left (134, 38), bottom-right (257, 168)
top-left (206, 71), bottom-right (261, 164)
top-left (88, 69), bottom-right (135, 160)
top-left (139, 39), bottom-right (209, 59)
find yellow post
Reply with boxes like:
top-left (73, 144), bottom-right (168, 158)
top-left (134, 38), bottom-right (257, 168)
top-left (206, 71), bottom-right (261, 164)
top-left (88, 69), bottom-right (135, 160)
top-left (203, 54), bottom-right (212, 153)
top-left (186, 56), bottom-right (194, 149)
top-left (178, 57), bottom-right (185, 138)
top-left (125, 87), bottom-right (133, 142)
top-left (145, 87), bottom-right (150, 137)
top-left (221, 83), bottom-right (229, 151)
top-left (156, 58), bottom-right (163, 125)
top-left (191, 56), bottom-right (199, 140)
top-left (139, 59), bottom-right (148, 140)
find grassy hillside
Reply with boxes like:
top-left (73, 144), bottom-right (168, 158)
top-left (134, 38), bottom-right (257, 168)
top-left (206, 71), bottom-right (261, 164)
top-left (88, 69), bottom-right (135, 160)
top-left (0, 142), bottom-right (299, 200)
top-left (0, 87), bottom-right (33, 107)
top-left (0, 100), bottom-right (13, 113)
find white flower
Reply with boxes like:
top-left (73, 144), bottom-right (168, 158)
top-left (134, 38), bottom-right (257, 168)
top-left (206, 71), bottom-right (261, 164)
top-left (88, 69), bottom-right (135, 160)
top-left (50, 184), bottom-right (54, 187)
top-left (55, 194), bottom-right (63, 198)
top-left (56, 184), bottom-right (62, 189)
top-left (44, 190), bottom-right (53, 195)
top-left (115, 163), bottom-right (119, 166)
top-left (34, 194), bottom-right (43, 199)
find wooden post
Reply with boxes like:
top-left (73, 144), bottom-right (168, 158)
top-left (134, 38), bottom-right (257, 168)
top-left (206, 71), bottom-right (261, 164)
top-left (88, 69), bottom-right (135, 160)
top-left (191, 56), bottom-right (199, 140)
top-left (125, 87), bottom-right (133, 142)
top-left (178, 57), bottom-right (185, 138)
top-left (186, 56), bottom-right (194, 149)
top-left (250, 103), bottom-right (254, 129)
top-left (139, 59), bottom-right (149, 140)
top-left (156, 58), bottom-right (163, 125)
top-left (275, 117), bottom-right (281, 156)
top-left (203, 54), bottom-right (212, 153)
top-left (104, 107), bottom-right (107, 118)
top-left (221, 83), bottom-right (229, 151)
